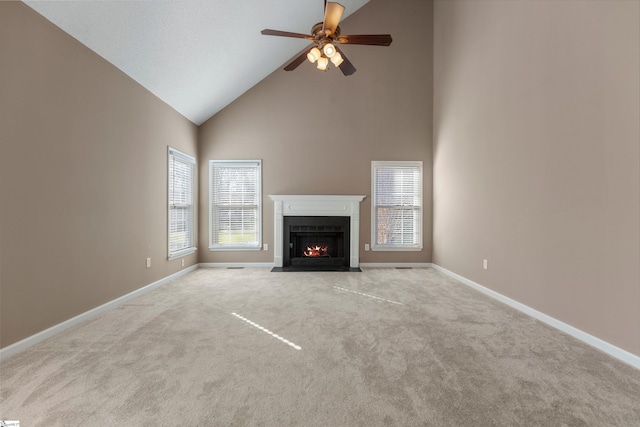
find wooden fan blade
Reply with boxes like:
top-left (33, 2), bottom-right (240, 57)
top-left (337, 34), bottom-right (393, 46)
top-left (261, 29), bottom-right (314, 40)
top-left (323, 2), bottom-right (345, 36)
top-left (284, 49), bottom-right (312, 71)
top-left (335, 46), bottom-right (356, 76)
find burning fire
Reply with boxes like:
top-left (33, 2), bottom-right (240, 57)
top-left (303, 245), bottom-right (329, 257)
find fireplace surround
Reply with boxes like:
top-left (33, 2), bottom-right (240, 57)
top-left (269, 195), bottom-right (366, 271)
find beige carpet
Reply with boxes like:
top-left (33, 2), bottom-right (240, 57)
top-left (1, 268), bottom-right (639, 426)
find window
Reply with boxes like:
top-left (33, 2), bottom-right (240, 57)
top-left (209, 160), bottom-right (262, 250)
top-left (371, 161), bottom-right (423, 251)
top-left (168, 147), bottom-right (197, 259)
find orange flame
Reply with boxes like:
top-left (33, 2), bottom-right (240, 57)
top-left (303, 245), bottom-right (328, 257)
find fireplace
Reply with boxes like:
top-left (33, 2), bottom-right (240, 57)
top-left (269, 195), bottom-right (365, 272)
top-left (283, 216), bottom-right (350, 270)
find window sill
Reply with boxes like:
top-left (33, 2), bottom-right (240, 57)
top-left (371, 245), bottom-right (423, 252)
top-left (168, 247), bottom-right (197, 260)
top-left (209, 246), bottom-right (262, 252)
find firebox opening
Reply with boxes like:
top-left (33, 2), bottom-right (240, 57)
top-left (279, 216), bottom-right (357, 272)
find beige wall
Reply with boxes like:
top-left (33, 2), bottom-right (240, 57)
top-left (198, 0), bottom-right (434, 265)
top-left (433, 0), bottom-right (640, 355)
top-left (0, 3), bottom-right (198, 348)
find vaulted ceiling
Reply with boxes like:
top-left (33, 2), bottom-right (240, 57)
top-left (23, 0), bottom-right (370, 125)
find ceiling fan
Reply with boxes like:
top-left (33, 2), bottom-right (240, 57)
top-left (261, 1), bottom-right (392, 76)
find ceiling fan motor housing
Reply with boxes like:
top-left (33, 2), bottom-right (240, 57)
top-left (311, 22), bottom-right (341, 43)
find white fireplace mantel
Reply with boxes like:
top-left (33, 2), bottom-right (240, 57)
top-left (269, 195), bottom-right (366, 268)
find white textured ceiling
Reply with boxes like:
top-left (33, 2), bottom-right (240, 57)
top-left (23, 0), bottom-right (370, 125)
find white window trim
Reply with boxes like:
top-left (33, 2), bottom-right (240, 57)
top-left (371, 160), bottom-right (423, 251)
top-left (168, 147), bottom-right (197, 260)
top-left (209, 160), bottom-right (262, 251)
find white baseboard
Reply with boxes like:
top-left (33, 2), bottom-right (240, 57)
top-left (360, 263), bottom-right (433, 268)
top-left (199, 262), bottom-right (275, 268)
top-left (0, 265), bottom-right (198, 361)
top-left (430, 264), bottom-right (640, 370)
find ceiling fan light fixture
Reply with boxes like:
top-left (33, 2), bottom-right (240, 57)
top-left (317, 56), bottom-right (329, 70)
top-left (307, 47), bottom-right (321, 63)
top-left (261, 1), bottom-right (392, 76)
top-left (330, 52), bottom-right (344, 67)
top-left (323, 43), bottom-right (337, 58)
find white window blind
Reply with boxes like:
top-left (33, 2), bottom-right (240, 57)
top-left (168, 148), bottom-right (196, 259)
top-left (371, 161), bottom-right (423, 251)
top-left (209, 160), bottom-right (261, 250)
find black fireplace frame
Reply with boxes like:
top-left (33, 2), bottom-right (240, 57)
top-left (278, 216), bottom-right (355, 272)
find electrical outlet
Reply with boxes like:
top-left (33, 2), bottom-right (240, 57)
top-left (483, 259), bottom-right (488, 270)
top-left (263, 243), bottom-right (268, 251)
top-left (146, 257), bottom-right (151, 268)
top-left (181, 259), bottom-right (185, 267)
top-left (365, 243), bottom-right (370, 251)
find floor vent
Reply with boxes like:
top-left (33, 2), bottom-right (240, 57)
top-left (395, 267), bottom-right (412, 269)
top-left (227, 267), bottom-right (244, 269)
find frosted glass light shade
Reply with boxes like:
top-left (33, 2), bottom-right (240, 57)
top-left (330, 52), bottom-right (343, 67)
top-left (317, 56), bottom-right (329, 70)
top-left (307, 47), bottom-right (321, 63)
top-left (323, 43), bottom-right (336, 58)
